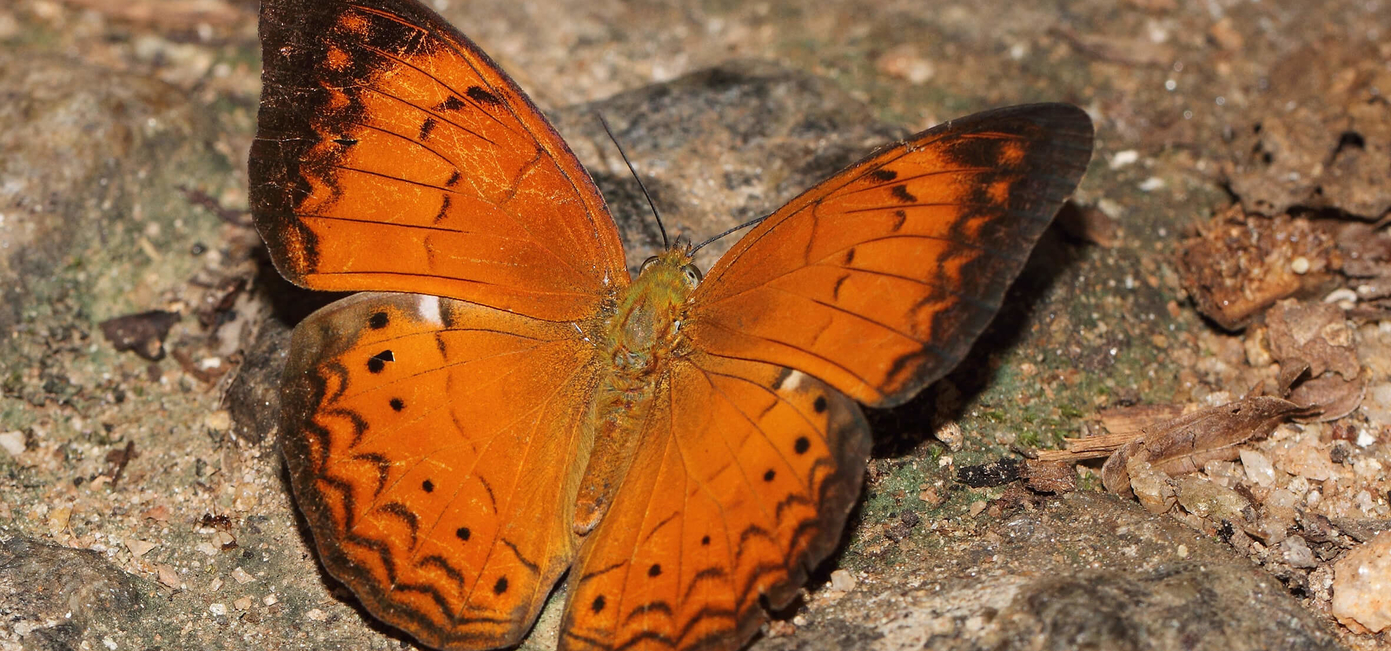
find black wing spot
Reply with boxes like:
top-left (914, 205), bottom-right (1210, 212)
top-left (813, 396), bottom-right (827, 413)
top-left (832, 274), bottom-right (850, 301)
top-left (389, 398), bottom-right (405, 412)
top-left (446, 169), bottom-right (462, 187)
top-left (892, 209), bottom-right (907, 232)
top-left (332, 136), bottom-right (357, 147)
top-left (434, 195), bottom-right (452, 223)
top-left (763, 469), bottom-right (776, 482)
top-left (869, 168), bottom-right (897, 182)
top-left (367, 350), bottom-right (394, 373)
top-left (422, 479), bottom-right (435, 493)
top-left (591, 595), bottom-right (606, 613)
top-left (648, 563), bottom-right (662, 578)
top-left (843, 248), bottom-right (856, 265)
top-left (368, 312), bottom-right (389, 329)
top-left (890, 184), bottom-right (917, 203)
top-left (466, 85), bottom-right (503, 106)
top-left (794, 437), bottom-right (810, 454)
top-left (456, 527), bottom-right (471, 541)
top-left (437, 95), bottom-right (467, 112)
top-left (418, 116), bottom-right (438, 141)
top-left (493, 576), bottom-right (509, 594)
top-left (701, 535), bottom-right (711, 546)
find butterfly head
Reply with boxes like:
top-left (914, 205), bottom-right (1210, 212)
top-left (612, 247), bottom-right (701, 357)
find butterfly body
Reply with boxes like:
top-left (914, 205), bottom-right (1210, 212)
top-left (575, 247), bottom-right (701, 535)
top-left (252, 0), bottom-right (1093, 649)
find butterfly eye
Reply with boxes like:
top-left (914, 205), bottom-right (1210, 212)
top-left (639, 256), bottom-right (660, 273)
top-left (681, 264), bottom-right (702, 287)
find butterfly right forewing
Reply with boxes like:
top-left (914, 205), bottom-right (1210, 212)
top-left (687, 104), bottom-right (1094, 407)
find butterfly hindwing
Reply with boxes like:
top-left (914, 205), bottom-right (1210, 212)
top-left (687, 103), bottom-right (1095, 407)
top-left (559, 353), bottom-right (871, 651)
top-left (252, 0), bottom-right (628, 321)
top-left (280, 292), bottom-right (602, 649)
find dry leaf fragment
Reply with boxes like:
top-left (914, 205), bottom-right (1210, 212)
top-left (1101, 397), bottom-right (1311, 496)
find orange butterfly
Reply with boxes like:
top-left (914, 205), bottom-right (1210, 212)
top-left (250, 1), bottom-right (1093, 650)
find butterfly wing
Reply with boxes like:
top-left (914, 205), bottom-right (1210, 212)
top-left (282, 291), bottom-right (603, 649)
top-left (559, 353), bottom-right (870, 651)
top-left (686, 103), bottom-right (1094, 407)
top-left (252, 0), bottom-right (627, 321)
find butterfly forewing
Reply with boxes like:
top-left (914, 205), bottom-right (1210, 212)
top-left (252, 0), bottom-right (628, 322)
top-left (559, 353), bottom-right (871, 651)
top-left (281, 292), bottom-right (602, 649)
top-left (687, 104), bottom-right (1094, 407)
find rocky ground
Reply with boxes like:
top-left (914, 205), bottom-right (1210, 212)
top-left (1, 0), bottom-right (1389, 650)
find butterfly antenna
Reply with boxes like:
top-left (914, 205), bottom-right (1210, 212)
top-left (690, 214), bottom-right (769, 253)
top-left (597, 113), bottom-right (668, 250)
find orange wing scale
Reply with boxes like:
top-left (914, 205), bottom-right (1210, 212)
top-left (560, 354), bottom-right (870, 651)
top-left (281, 292), bottom-right (600, 649)
top-left (251, 0), bottom-right (627, 321)
top-left (688, 104), bottom-right (1094, 407)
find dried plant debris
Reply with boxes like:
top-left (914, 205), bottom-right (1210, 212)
top-left (956, 458), bottom-right (1022, 488)
top-left (1019, 459), bottom-right (1077, 494)
top-left (1178, 207), bottom-right (1336, 330)
top-left (1100, 397), bottom-right (1312, 504)
top-left (1223, 39), bottom-right (1391, 219)
top-left (98, 310), bottom-right (182, 361)
top-left (1264, 299), bottom-right (1366, 421)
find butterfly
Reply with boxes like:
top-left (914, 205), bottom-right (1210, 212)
top-left (249, 1), bottom-right (1093, 649)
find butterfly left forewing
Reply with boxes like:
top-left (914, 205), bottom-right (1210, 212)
top-left (559, 352), bottom-right (870, 651)
top-left (687, 103), bottom-right (1094, 407)
top-left (253, 0), bottom-right (628, 321)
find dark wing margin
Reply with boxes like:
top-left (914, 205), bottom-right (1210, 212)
top-left (687, 103), bottom-right (1094, 407)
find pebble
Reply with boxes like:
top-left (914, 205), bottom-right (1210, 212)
top-left (1239, 450), bottom-right (1276, 487)
top-left (0, 430), bottom-right (24, 457)
top-left (1281, 535), bottom-right (1318, 569)
top-left (829, 569), bottom-right (857, 592)
top-left (1332, 531), bottom-right (1391, 633)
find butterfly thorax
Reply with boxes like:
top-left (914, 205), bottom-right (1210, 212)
top-left (573, 247), bottom-right (699, 535)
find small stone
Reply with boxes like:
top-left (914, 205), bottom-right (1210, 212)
top-left (233, 596), bottom-right (253, 611)
top-left (231, 567), bottom-right (256, 584)
top-left (0, 430), bottom-right (25, 457)
top-left (1282, 535), bottom-right (1318, 569)
top-left (47, 505), bottom-right (72, 534)
top-left (829, 569), bottom-right (857, 592)
top-left (306, 608), bottom-right (327, 621)
top-left (263, 594), bottom-right (279, 606)
top-left (126, 539), bottom-right (157, 558)
top-left (1332, 531), bottom-right (1391, 633)
top-left (156, 564), bottom-right (181, 589)
top-left (1109, 150), bottom-right (1139, 169)
top-left (1239, 449), bottom-right (1276, 486)
top-left (1128, 459), bottom-right (1176, 514)
top-left (209, 577), bottom-right (223, 592)
top-left (968, 500), bottom-right (988, 517)
top-left (209, 603), bottom-right (227, 616)
top-left (935, 422), bottom-right (963, 451)
top-left (195, 542), bottom-right (219, 556)
top-left (1177, 544), bottom-right (1189, 558)
top-left (1175, 475), bottom-right (1249, 521)
top-left (204, 410), bottom-right (232, 432)
top-left (1273, 436), bottom-right (1335, 481)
